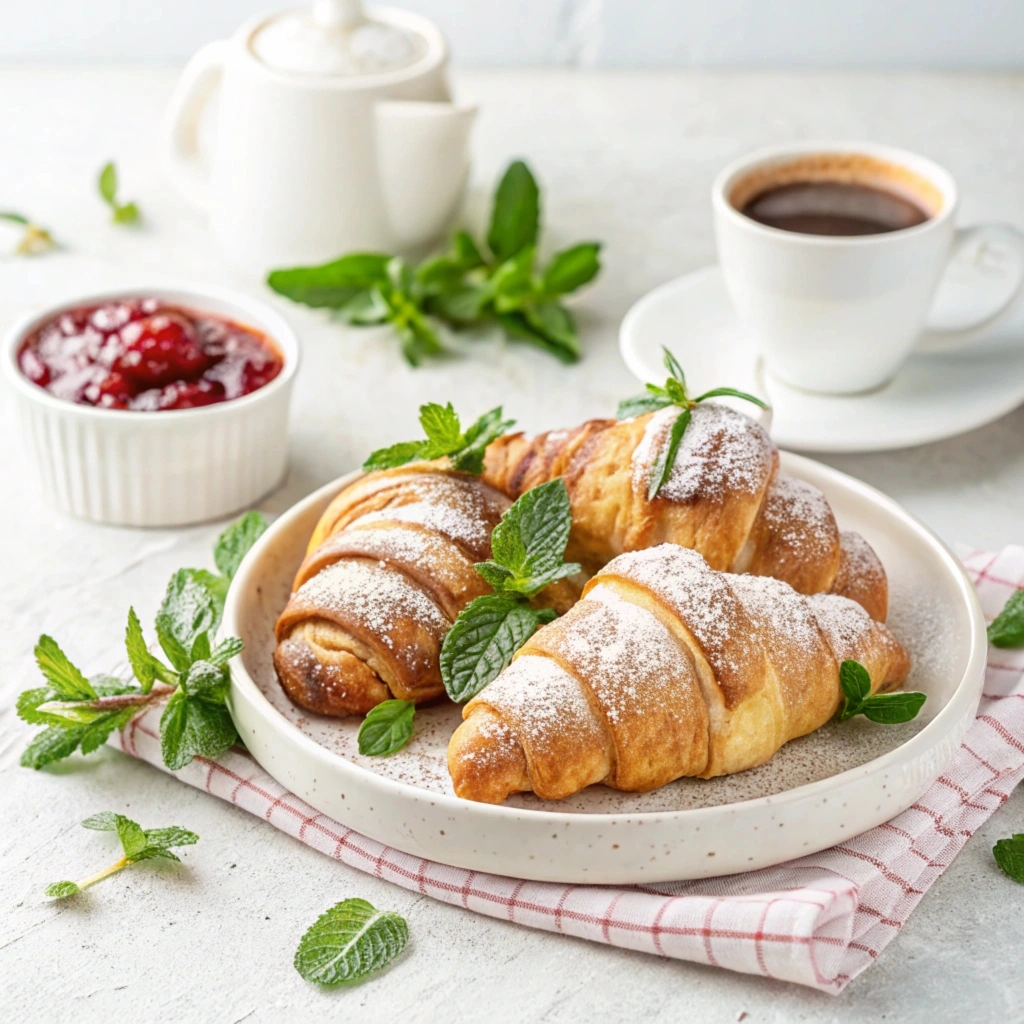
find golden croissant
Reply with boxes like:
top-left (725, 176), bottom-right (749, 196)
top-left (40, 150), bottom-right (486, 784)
top-left (274, 465), bottom-right (511, 717)
top-left (483, 404), bottom-right (889, 620)
top-left (447, 544), bottom-right (911, 804)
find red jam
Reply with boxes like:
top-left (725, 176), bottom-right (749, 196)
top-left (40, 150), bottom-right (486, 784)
top-left (18, 298), bottom-right (283, 411)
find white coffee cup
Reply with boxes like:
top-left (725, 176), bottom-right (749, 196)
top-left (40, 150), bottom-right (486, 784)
top-left (712, 141), bottom-right (1024, 394)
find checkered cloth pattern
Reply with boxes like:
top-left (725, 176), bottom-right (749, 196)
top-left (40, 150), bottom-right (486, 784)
top-left (109, 547), bottom-right (1024, 993)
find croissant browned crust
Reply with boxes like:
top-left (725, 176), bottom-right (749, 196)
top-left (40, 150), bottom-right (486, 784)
top-left (448, 544), bottom-right (911, 804)
top-left (482, 404), bottom-right (888, 619)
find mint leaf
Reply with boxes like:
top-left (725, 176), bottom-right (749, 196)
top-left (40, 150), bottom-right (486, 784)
top-left (859, 691), bottom-right (927, 724)
top-left (617, 393), bottom-right (672, 420)
top-left (97, 161), bottom-right (140, 225)
top-left (17, 687), bottom-right (56, 726)
top-left (159, 689), bottom-right (238, 771)
top-left (474, 561), bottom-right (515, 592)
top-left (488, 479), bottom-right (578, 595)
top-left (179, 659), bottom-right (230, 702)
top-left (267, 254), bottom-right (391, 308)
top-left (692, 386), bottom-right (769, 408)
top-left (838, 659), bottom-right (873, 719)
top-left (523, 302), bottom-right (581, 362)
top-left (155, 570), bottom-right (220, 672)
top-left (994, 834), bottom-right (1024, 884)
top-left (647, 408), bottom-right (690, 501)
top-left (497, 311), bottom-right (580, 364)
top-left (34, 635), bottom-right (97, 701)
top-left (418, 402), bottom-right (463, 455)
top-left (32, 700), bottom-right (115, 726)
top-left (357, 700), bottom-right (415, 757)
top-left (396, 316), bottom-right (444, 367)
top-left (988, 590), bottom-right (1024, 648)
top-left (142, 826), bottom-right (200, 858)
top-left (362, 440), bottom-right (428, 472)
top-left (450, 407), bottom-right (515, 475)
top-left (214, 511), bottom-right (268, 580)
top-left (46, 881), bottom-right (80, 899)
top-left (542, 242), bottom-right (601, 295)
top-left (662, 346), bottom-right (687, 385)
top-left (487, 160), bottom-right (540, 262)
top-left (115, 815), bottom-right (150, 860)
top-left (79, 706), bottom-right (138, 755)
top-left (209, 636), bottom-right (244, 667)
top-left (294, 898), bottom-right (409, 986)
top-left (125, 606), bottom-right (173, 693)
top-left (334, 288), bottom-right (390, 325)
top-left (440, 595), bottom-right (542, 703)
top-left (82, 812), bottom-right (120, 831)
top-left (491, 246), bottom-right (536, 306)
top-left (21, 726), bottom-right (87, 769)
top-left (430, 283), bottom-right (490, 324)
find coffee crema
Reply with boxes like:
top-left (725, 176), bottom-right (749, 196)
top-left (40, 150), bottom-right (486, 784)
top-left (728, 152), bottom-right (940, 238)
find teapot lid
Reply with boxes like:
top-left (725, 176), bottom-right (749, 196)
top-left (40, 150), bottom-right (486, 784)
top-left (251, 0), bottom-right (426, 77)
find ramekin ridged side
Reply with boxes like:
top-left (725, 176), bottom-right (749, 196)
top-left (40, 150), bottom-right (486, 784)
top-left (3, 284), bottom-right (300, 527)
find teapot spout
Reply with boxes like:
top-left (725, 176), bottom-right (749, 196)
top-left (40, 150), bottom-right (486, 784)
top-left (376, 101), bottom-right (477, 249)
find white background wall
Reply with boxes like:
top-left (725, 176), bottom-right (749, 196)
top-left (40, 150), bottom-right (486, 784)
top-left (6, 0), bottom-right (1024, 67)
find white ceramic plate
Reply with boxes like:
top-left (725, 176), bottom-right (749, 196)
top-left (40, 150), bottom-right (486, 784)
top-left (619, 265), bottom-right (1024, 453)
top-left (224, 457), bottom-right (986, 884)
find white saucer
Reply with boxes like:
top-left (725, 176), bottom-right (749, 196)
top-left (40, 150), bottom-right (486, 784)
top-left (619, 265), bottom-right (1024, 453)
top-left (223, 462), bottom-right (984, 885)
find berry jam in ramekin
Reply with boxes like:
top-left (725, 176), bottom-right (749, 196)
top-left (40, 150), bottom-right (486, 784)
top-left (17, 298), bottom-right (283, 411)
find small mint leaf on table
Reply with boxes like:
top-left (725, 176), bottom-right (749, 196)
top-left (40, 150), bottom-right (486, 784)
top-left (97, 161), bottom-right (140, 225)
top-left (440, 595), bottom-right (543, 703)
top-left (214, 510), bottom-right (268, 580)
top-left (994, 834), bottom-right (1024, 884)
top-left (82, 812), bottom-right (120, 831)
top-left (34, 635), bottom-right (97, 701)
top-left (487, 160), bottom-right (540, 263)
top-left (159, 689), bottom-right (239, 771)
top-left (267, 253), bottom-right (391, 308)
top-left (142, 826), bottom-right (200, 858)
top-left (357, 700), bottom-right (416, 757)
top-left (46, 881), bottom-right (80, 899)
top-left (988, 590), bottom-right (1024, 648)
top-left (294, 898), bottom-right (409, 986)
top-left (541, 242), bottom-right (602, 296)
top-left (115, 815), bottom-right (151, 861)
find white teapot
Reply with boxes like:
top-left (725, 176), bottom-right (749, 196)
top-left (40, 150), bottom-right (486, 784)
top-left (163, 0), bottom-right (476, 274)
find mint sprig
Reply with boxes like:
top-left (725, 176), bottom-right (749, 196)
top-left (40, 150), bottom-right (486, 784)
top-left (0, 210), bottom-right (56, 255)
top-left (45, 812), bottom-right (198, 900)
top-left (17, 512), bottom-right (267, 772)
top-left (294, 898), bottom-right (409, 986)
top-left (357, 700), bottom-right (415, 757)
top-left (268, 160), bottom-right (602, 367)
top-left (987, 590), bottom-right (1024, 648)
top-left (837, 660), bottom-right (927, 724)
top-left (994, 834), bottom-right (1024, 884)
top-left (618, 346), bottom-right (769, 500)
top-left (97, 161), bottom-right (140, 225)
top-left (440, 479), bottom-right (578, 704)
top-left (363, 402), bottom-right (514, 475)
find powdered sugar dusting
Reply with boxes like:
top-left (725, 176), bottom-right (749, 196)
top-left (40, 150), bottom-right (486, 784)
top-left (631, 404), bottom-right (774, 503)
top-left (807, 592), bottom-right (874, 659)
top-left (343, 524), bottom-right (472, 589)
top-left (760, 476), bottom-right (836, 562)
top-left (839, 530), bottom-right (885, 588)
top-left (726, 572), bottom-right (823, 657)
top-left (357, 500), bottom-right (489, 550)
top-left (293, 560), bottom-right (448, 661)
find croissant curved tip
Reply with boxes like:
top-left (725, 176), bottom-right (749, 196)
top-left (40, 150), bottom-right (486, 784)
top-left (447, 711), bottom-right (530, 804)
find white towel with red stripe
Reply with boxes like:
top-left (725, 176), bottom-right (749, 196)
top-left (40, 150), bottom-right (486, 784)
top-left (109, 546), bottom-right (1024, 993)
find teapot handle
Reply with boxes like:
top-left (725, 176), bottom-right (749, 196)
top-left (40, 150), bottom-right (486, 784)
top-left (162, 41), bottom-right (227, 214)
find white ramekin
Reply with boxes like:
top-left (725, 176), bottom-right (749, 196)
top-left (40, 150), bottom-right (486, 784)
top-left (3, 283), bottom-right (300, 527)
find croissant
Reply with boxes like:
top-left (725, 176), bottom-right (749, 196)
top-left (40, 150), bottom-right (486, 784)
top-left (447, 544), bottom-right (911, 804)
top-left (274, 465), bottom-right (511, 717)
top-left (483, 404), bottom-right (888, 620)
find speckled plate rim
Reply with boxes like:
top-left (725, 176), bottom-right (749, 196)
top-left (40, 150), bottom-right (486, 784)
top-left (223, 456), bottom-right (987, 883)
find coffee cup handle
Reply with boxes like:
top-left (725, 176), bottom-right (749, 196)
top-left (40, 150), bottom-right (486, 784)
top-left (915, 224), bottom-right (1024, 353)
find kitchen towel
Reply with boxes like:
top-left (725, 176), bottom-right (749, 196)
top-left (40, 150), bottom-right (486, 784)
top-left (109, 546), bottom-right (1024, 994)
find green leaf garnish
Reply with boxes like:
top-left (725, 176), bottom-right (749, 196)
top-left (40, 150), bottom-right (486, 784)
top-left (294, 898), bottom-right (409, 986)
top-left (17, 511), bottom-right (260, 773)
top-left (988, 590), bottom-right (1024, 648)
top-left (357, 700), bottom-right (416, 757)
top-left (440, 479), bottom-right (578, 703)
top-left (837, 659), bottom-right (927, 724)
top-left (618, 346), bottom-right (770, 498)
top-left (97, 161), bottom-right (140, 225)
top-left (362, 403), bottom-right (514, 475)
top-left (46, 813), bottom-right (198, 899)
top-left (994, 834), bottom-right (1024, 884)
top-left (267, 160), bottom-right (599, 367)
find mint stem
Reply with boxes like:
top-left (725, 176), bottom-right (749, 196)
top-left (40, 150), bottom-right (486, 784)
top-left (76, 856), bottom-right (131, 891)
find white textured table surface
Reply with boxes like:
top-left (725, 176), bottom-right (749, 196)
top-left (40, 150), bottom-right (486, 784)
top-left (2, 67), bottom-right (1024, 1023)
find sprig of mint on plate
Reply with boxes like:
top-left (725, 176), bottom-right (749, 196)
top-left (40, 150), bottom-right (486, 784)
top-left (45, 812), bottom-right (198, 899)
top-left (294, 897), bottom-right (409, 986)
top-left (837, 659), bottom-right (927, 724)
top-left (98, 161), bottom-right (140, 225)
top-left (267, 160), bottom-right (602, 366)
top-left (363, 402), bottom-right (514, 475)
top-left (17, 512), bottom-right (267, 772)
top-left (441, 478), bottom-right (579, 704)
top-left (617, 346), bottom-right (769, 500)
top-left (0, 211), bottom-right (56, 255)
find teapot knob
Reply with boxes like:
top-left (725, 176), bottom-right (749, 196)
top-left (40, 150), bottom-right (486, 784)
top-left (312, 0), bottom-right (365, 29)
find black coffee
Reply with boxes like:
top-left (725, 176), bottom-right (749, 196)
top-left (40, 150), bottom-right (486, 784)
top-left (740, 181), bottom-right (929, 236)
